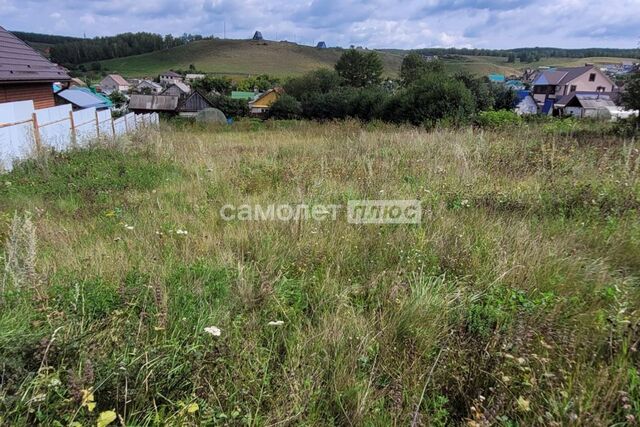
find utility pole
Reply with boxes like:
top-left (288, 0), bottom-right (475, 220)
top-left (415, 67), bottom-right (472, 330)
top-left (223, 21), bottom-right (226, 39)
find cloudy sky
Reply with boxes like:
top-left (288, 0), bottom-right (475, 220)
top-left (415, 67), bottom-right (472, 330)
top-left (1, 0), bottom-right (639, 49)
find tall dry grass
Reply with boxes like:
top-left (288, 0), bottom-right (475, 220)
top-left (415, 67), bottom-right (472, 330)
top-left (0, 120), bottom-right (638, 425)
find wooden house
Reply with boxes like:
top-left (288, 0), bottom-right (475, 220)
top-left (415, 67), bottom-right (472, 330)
top-left (0, 26), bottom-right (70, 109)
top-left (249, 87), bottom-right (284, 115)
top-left (162, 82), bottom-right (191, 97)
top-left (99, 74), bottom-right (130, 94)
top-left (177, 90), bottom-right (215, 117)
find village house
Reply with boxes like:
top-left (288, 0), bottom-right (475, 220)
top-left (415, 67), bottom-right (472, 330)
top-left (185, 73), bottom-right (206, 83)
top-left (0, 26), bottom-right (70, 109)
top-left (514, 90), bottom-right (538, 115)
top-left (128, 94), bottom-right (180, 114)
top-left (176, 89), bottom-right (215, 117)
top-left (249, 87), bottom-right (284, 115)
top-left (135, 80), bottom-right (163, 94)
top-left (99, 74), bottom-right (130, 94)
top-left (55, 87), bottom-right (112, 111)
top-left (159, 71), bottom-right (183, 86)
top-left (531, 65), bottom-right (617, 109)
top-left (553, 92), bottom-right (635, 120)
top-left (161, 82), bottom-right (191, 97)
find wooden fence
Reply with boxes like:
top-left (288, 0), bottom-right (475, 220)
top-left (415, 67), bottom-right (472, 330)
top-left (0, 100), bottom-right (159, 171)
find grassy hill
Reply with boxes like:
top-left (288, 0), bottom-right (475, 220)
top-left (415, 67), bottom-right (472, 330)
top-left (99, 39), bottom-right (405, 78)
top-left (100, 39), bottom-right (636, 79)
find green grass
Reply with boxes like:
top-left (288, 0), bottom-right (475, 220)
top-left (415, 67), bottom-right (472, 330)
top-left (1, 120), bottom-right (639, 425)
top-left (99, 39), bottom-right (405, 78)
top-left (99, 39), bottom-right (636, 79)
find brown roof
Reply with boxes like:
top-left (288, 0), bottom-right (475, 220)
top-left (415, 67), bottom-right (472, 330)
top-left (128, 94), bottom-right (179, 111)
top-left (105, 74), bottom-right (129, 86)
top-left (161, 71), bottom-right (182, 78)
top-left (536, 66), bottom-right (603, 86)
top-left (0, 26), bottom-right (70, 83)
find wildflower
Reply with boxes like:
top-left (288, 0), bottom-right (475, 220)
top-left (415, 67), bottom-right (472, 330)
top-left (268, 320), bottom-right (284, 326)
top-left (460, 199), bottom-right (470, 208)
top-left (124, 224), bottom-right (134, 230)
top-left (516, 396), bottom-right (531, 412)
top-left (176, 229), bottom-right (188, 235)
top-left (204, 326), bottom-right (221, 336)
top-left (97, 410), bottom-right (117, 427)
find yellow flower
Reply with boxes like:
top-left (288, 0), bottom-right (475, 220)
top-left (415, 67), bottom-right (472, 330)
top-left (97, 410), bottom-right (117, 427)
top-left (81, 389), bottom-right (96, 412)
top-left (517, 396), bottom-right (531, 412)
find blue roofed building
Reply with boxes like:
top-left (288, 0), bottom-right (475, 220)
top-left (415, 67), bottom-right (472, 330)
top-left (514, 90), bottom-right (538, 115)
top-left (55, 87), bottom-right (113, 110)
top-left (488, 74), bottom-right (506, 83)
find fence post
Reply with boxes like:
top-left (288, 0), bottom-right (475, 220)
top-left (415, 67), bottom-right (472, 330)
top-left (95, 110), bottom-right (100, 138)
top-left (124, 114), bottom-right (129, 133)
top-left (111, 116), bottom-right (116, 139)
top-left (69, 110), bottom-right (77, 146)
top-left (31, 112), bottom-right (42, 152)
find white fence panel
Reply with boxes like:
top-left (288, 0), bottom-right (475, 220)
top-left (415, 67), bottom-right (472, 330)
top-left (0, 100), bottom-right (35, 171)
top-left (113, 117), bottom-right (127, 136)
top-left (1, 100), bottom-right (160, 172)
top-left (36, 104), bottom-right (72, 151)
top-left (73, 107), bottom-right (98, 146)
top-left (97, 109), bottom-right (114, 138)
top-left (125, 113), bottom-right (136, 131)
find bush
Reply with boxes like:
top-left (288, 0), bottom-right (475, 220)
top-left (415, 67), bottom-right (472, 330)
top-left (268, 94), bottom-right (302, 119)
top-left (475, 110), bottom-right (522, 128)
top-left (385, 73), bottom-right (476, 127)
top-left (284, 69), bottom-right (343, 100)
top-left (207, 95), bottom-right (249, 118)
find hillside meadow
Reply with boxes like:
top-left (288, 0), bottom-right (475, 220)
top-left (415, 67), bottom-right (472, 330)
top-left (0, 120), bottom-right (639, 425)
top-left (98, 39), bottom-right (404, 78)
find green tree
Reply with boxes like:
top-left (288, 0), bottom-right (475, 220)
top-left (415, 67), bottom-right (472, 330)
top-left (109, 91), bottom-right (127, 108)
top-left (284, 69), bottom-right (343, 100)
top-left (268, 94), bottom-right (302, 119)
top-left (622, 72), bottom-right (640, 123)
top-left (400, 53), bottom-right (429, 85)
top-left (335, 49), bottom-right (383, 87)
top-left (193, 76), bottom-right (232, 95)
top-left (384, 73), bottom-right (475, 126)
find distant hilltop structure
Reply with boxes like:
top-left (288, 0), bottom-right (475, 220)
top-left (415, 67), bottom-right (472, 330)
top-left (316, 41), bottom-right (327, 49)
top-left (252, 31), bottom-right (263, 41)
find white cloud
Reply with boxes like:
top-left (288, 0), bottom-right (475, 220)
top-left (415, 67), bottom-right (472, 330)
top-left (1, 0), bottom-right (638, 48)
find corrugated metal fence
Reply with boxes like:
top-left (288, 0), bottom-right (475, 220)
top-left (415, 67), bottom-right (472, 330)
top-left (0, 100), bottom-right (159, 171)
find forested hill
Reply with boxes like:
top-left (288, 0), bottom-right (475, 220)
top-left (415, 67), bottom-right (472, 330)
top-left (11, 31), bottom-right (82, 45)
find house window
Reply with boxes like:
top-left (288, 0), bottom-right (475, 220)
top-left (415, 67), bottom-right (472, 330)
top-left (570, 85), bottom-right (577, 93)
top-left (589, 73), bottom-right (596, 82)
top-left (597, 86), bottom-right (605, 92)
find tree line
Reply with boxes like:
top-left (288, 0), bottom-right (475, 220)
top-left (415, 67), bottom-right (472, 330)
top-left (48, 32), bottom-right (208, 67)
top-left (414, 47), bottom-right (640, 61)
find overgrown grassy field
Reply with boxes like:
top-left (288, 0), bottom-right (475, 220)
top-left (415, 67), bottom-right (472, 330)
top-left (1, 121), bottom-right (639, 425)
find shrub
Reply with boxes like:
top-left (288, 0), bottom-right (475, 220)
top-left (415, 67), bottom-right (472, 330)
top-left (207, 95), bottom-right (249, 118)
top-left (284, 69), bottom-right (343, 100)
top-left (386, 73), bottom-right (476, 127)
top-left (268, 94), bottom-right (302, 120)
top-left (475, 110), bottom-right (523, 128)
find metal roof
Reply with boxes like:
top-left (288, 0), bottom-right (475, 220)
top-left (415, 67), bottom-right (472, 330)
top-left (129, 94), bottom-right (179, 111)
top-left (160, 71), bottom-right (181, 78)
top-left (103, 74), bottom-right (129, 86)
top-left (56, 88), bottom-right (112, 109)
top-left (231, 91), bottom-right (258, 100)
top-left (0, 26), bottom-right (71, 83)
top-left (555, 92), bottom-right (617, 108)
